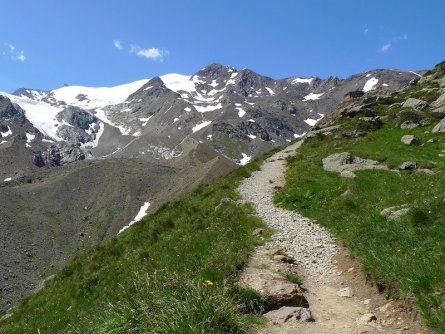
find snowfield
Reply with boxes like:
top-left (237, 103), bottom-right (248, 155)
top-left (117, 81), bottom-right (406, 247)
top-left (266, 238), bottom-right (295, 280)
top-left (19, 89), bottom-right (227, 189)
top-left (117, 202), bottom-right (151, 235)
top-left (363, 77), bottom-right (379, 92)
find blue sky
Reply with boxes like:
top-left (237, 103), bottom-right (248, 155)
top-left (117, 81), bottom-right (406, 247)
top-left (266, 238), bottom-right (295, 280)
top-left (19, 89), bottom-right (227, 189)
top-left (1, 0), bottom-right (444, 92)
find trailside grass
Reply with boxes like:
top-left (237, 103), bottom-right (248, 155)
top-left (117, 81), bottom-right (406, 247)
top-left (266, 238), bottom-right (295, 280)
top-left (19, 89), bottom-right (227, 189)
top-left (275, 87), bottom-right (445, 330)
top-left (0, 153), bottom-right (279, 334)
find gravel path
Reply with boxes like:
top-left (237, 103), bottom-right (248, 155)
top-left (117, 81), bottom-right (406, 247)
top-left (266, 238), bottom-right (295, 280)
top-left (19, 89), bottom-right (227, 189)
top-left (238, 141), bottom-right (428, 333)
top-left (238, 141), bottom-right (337, 284)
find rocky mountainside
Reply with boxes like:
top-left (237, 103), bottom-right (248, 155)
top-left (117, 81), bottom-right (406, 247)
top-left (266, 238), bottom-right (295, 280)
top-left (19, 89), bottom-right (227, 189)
top-left (2, 64), bottom-right (418, 175)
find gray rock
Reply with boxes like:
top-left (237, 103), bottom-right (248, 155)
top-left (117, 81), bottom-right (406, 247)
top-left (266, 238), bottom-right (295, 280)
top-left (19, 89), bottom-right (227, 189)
top-left (431, 106), bottom-right (445, 119)
top-left (417, 168), bottom-right (435, 175)
top-left (342, 130), bottom-right (367, 138)
top-left (252, 228), bottom-right (264, 236)
top-left (56, 125), bottom-right (94, 144)
top-left (432, 92), bottom-right (445, 107)
top-left (400, 121), bottom-right (419, 129)
top-left (402, 97), bottom-right (429, 110)
top-left (381, 206), bottom-right (410, 222)
top-left (337, 287), bottom-right (352, 297)
top-left (400, 135), bottom-right (419, 145)
top-left (306, 125), bottom-right (342, 138)
top-left (399, 161), bottom-right (417, 170)
top-left (432, 117), bottom-right (445, 133)
top-left (322, 152), bottom-right (386, 178)
top-left (56, 106), bottom-right (98, 130)
top-left (264, 306), bottom-right (313, 324)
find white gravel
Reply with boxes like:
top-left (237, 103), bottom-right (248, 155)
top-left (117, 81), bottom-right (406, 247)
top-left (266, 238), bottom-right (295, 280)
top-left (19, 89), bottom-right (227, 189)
top-left (238, 141), bottom-right (338, 284)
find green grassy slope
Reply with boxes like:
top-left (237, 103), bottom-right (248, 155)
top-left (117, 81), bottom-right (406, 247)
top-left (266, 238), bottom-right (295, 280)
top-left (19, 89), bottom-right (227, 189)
top-left (0, 154), bottom-right (277, 333)
top-left (276, 63), bottom-right (445, 330)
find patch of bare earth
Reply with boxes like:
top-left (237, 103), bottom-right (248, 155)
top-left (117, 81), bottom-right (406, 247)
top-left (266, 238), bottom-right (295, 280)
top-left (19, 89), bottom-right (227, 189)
top-left (238, 141), bottom-right (429, 334)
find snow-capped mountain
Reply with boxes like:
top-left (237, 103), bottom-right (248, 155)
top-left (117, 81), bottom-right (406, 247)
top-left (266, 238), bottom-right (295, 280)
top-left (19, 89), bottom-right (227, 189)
top-left (1, 64), bottom-right (419, 171)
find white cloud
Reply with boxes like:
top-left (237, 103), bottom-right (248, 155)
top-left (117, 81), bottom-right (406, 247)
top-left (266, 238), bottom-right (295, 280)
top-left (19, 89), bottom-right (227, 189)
top-left (14, 50), bottom-right (26, 62)
top-left (113, 39), bottom-right (123, 50)
top-left (129, 45), bottom-right (169, 62)
top-left (136, 48), bottom-right (169, 61)
top-left (379, 42), bottom-right (391, 54)
top-left (115, 40), bottom-right (169, 62)
top-left (4, 43), bottom-right (26, 62)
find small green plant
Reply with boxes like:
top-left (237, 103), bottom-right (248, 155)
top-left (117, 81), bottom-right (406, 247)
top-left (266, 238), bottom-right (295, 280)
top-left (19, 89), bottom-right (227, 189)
top-left (229, 285), bottom-right (267, 315)
top-left (283, 272), bottom-right (303, 286)
top-left (75, 274), bottom-right (254, 334)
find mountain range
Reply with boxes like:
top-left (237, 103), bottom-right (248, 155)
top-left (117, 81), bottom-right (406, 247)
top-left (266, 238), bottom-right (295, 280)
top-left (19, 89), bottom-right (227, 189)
top-left (0, 63), bottom-right (420, 311)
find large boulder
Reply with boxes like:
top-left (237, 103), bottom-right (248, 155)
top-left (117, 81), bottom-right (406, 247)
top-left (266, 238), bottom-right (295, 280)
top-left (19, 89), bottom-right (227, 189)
top-left (381, 205), bottom-right (410, 222)
top-left (432, 92), bottom-right (445, 107)
top-left (401, 135), bottom-right (419, 145)
top-left (322, 152), bottom-right (387, 178)
top-left (399, 161), bottom-right (417, 170)
top-left (432, 118), bottom-right (445, 133)
top-left (431, 106), bottom-right (445, 119)
top-left (263, 306), bottom-right (313, 324)
top-left (402, 98), bottom-right (429, 110)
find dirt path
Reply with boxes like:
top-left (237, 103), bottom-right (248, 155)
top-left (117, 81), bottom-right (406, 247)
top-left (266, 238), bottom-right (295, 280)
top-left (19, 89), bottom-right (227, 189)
top-left (238, 141), bottom-right (428, 334)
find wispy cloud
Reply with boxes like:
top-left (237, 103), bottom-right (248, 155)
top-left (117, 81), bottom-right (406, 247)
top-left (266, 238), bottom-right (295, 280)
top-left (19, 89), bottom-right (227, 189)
top-left (379, 42), bottom-right (392, 53)
top-left (114, 39), bottom-right (169, 62)
top-left (113, 39), bottom-right (123, 50)
top-left (130, 45), bottom-right (169, 61)
top-left (363, 24), bottom-right (369, 34)
top-left (4, 43), bottom-right (26, 62)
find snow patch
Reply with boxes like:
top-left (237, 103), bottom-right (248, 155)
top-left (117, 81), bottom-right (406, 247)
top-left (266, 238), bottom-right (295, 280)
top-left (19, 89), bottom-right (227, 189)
top-left (161, 73), bottom-right (195, 94)
top-left (117, 202), bottom-right (151, 235)
top-left (239, 153), bottom-right (251, 166)
top-left (192, 121), bottom-right (212, 133)
top-left (1, 126), bottom-right (12, 137)
top-left (303, 92), bottom-right (324, 101)
top-left (265, 87), bottom-right (275, 95)
top-left (365, 73), bottom-right (371, 78)
top-left (248, 134), bottom-right (256, 139)
top-left (363, 77), bottom-right (379, 92)
top-left (236, 107), bottom-right (246, 118)
top-left (0, 140), bottom-right (7, 145)
top-left (87, 122), bottom-right (104, 148)
top-left (304, 113), bottom-right (324, 126)
top-left (291, 77), bottom-right (314, 85)
top-left (382, 83), bottom-right (389, 87)
top-left (194, 103), bottom-right (222, 113)
top-left (184, 107), bottom-right (191, 112)
top-left (294, 132), bottom-right (307, 138)
top-left (248, 119), bottom-right (255, 123)
top-left (139, 115), bottom-right (154, 127)
top-left (4, 177), bottom-right (12, 182)
top-left (409, 71), bottom-right (422, 78)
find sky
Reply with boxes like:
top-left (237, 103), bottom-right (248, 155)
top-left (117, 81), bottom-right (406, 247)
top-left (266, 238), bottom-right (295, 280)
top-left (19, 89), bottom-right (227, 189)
top-left (1, 0), bottom-right (444, 92)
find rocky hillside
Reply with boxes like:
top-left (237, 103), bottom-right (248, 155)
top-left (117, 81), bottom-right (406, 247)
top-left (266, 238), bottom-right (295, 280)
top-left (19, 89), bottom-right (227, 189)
top-left (275, 60), bottom-right (445, 331)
